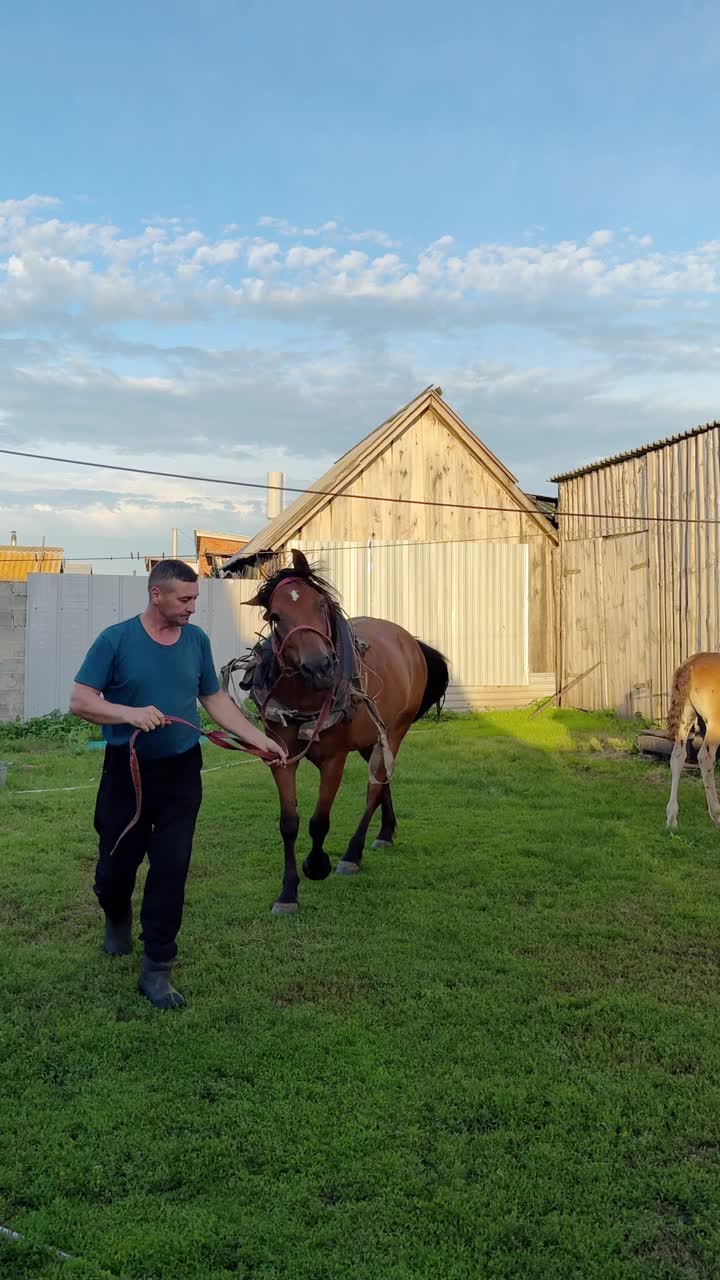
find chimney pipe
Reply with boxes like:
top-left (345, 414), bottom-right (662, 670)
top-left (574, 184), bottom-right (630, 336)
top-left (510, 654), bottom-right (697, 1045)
top-left (267, 471), bottom-right (284, 520)
top-left (10, 531), bottom-right (16, 547)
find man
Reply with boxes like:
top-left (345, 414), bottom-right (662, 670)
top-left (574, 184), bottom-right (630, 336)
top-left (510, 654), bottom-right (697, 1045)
top-left (70, 559), bottom-right (286, 1011)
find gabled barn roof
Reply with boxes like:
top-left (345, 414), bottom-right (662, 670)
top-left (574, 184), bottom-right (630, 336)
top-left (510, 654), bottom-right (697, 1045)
top-left (224, 387), bottom-right (556, 571)
top-left (550, 419), bottom-right (720, 482)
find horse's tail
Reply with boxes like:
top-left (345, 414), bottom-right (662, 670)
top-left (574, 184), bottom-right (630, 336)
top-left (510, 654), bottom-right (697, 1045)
top-left (414, 641), bottom-right (450, 721)
top-left (667, 658), bottom-right (693, 739)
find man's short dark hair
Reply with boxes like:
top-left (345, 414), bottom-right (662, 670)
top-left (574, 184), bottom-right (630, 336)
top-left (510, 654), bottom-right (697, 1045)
top-left (148, 559), bottom-right (198, 591)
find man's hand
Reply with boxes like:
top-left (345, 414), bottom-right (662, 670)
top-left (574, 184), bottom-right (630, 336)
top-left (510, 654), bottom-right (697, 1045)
top-left (260, 735), bottom-right (289, 766)
top-left (127, 705), bottom-right (166, 733)
top-left (200, 690), bottom-right (291, 765)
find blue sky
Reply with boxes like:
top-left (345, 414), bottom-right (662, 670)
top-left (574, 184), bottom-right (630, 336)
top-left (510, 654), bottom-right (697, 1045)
top-left (1, 0), bottom-right (720, 565)
top-left (4, 0), bottom-right (719, 244)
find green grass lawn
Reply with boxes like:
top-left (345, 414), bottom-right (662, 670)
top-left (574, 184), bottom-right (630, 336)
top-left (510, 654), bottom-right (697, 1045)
top-left (1, 710), bottom-right (720, 1279)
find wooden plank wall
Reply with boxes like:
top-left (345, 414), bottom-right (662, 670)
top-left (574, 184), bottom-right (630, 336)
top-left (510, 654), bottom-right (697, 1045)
top-left (444, 674), bottom-right (555, 712)
top-left (558, 425), bottom-right (720, 718)
top-left (293, 406), bottom-right (557, 675)
top-left (559, 455), bottom-right (648, 541)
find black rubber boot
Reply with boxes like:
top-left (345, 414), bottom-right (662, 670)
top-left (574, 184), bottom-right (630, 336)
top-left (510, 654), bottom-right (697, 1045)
top-left (103, 909), bottom-right (133, 956)
top-left (138, 955), bottom-right (186, 1011)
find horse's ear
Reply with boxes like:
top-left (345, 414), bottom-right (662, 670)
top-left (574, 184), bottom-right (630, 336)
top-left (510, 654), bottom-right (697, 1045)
top-left (243, 564), bottom-right (273, 607)
top-left (291, 548), bottom-right (311, 576)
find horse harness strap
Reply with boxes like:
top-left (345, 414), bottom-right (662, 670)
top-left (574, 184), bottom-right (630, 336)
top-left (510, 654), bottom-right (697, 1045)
top-left (107, 716), bottom-right (280, 858)
top-left (222, 609), bottom-right (395, 786)
top-left (107, 700), bottom-right (339, 858)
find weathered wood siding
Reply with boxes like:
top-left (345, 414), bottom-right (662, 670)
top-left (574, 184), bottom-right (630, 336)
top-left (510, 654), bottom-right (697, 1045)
top-left (558, 424), bottom-right (720, 718)
top-left (290, 406), bottom-right (556, 674)
top-left (296, 539), bottom-right (531, 690)
top-left (559, 532), bottom-right (652, 716)
top-left (559, 456), bottom-right (648, 540)
top-left (443, 673), bottom-right (555, 712)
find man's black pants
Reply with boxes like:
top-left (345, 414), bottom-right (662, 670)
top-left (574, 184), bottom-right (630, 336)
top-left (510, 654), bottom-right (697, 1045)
top-left (93, 743), bottom-right (203, 962)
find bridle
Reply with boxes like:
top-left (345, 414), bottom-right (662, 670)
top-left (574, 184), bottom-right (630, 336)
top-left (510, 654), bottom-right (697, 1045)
top-left (267, 576), bottom-right (336, 670)
top-left (260, 575), bottom-right (338, 763)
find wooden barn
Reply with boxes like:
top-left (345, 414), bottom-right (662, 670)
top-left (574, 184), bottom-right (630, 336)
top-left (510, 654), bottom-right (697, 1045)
top-left (552, 419), bottom-right (720, 719)
top-left (223, 386), bottom-right (558, 712)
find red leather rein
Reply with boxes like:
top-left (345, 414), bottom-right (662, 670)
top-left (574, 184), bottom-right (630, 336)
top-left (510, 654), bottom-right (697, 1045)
top-left (108, 715), bottom-right (281, 857)
top-left (109, 578), bottom-right (338, 857)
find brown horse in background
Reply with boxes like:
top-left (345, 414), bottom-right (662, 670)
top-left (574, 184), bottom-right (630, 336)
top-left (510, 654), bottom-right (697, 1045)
top-left (666, 652), bottom-right (720, 829)
top-left (228, 550), bottom-right (449, 913)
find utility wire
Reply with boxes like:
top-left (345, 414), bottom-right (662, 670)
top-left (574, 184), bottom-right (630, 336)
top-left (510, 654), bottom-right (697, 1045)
top-left (0, 443), bottom-right (716, 526)
top-left (0, 533), bottom-right (554, 564)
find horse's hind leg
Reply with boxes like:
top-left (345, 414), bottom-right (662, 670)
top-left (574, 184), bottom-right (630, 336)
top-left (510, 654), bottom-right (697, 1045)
top-left (666, 704), bottom-right (694, 830)
top-left (336, 728), bottom-right (405, 875)
top-left (335, 777), bottom-right (387, 876)
top-left (697, 722), bottom-right (720, 826)
top-left (372, 786), bottom-right (397, 849)
top-left (303, 754), bottom-right (347, 881)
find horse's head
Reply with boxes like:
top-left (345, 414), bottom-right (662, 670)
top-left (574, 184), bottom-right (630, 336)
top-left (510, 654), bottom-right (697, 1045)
top-left (251, 549), bottom-right (338, 691)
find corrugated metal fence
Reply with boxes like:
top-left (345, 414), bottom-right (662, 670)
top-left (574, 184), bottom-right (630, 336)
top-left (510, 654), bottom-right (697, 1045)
top-left (23, 541), bottom-right (534, 718)
top-left (296, 540), bottom-right (530, 689)
top-left (24, 575), bottom-right (262, 719)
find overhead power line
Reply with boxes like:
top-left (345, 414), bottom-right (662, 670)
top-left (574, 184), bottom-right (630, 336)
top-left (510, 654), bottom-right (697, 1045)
top-left (0, 533), bottom-right (551, 565)
top-left (0, 444), bottom-right (543, 516)
top-left (0, 443), bottom-right (718, 527)
top-left (0, 554), bottom-right (145, 563)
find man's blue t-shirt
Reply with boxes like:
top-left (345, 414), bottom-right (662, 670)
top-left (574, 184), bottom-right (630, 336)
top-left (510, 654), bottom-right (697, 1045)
top-left (74, 616), bottom-right (220, 758)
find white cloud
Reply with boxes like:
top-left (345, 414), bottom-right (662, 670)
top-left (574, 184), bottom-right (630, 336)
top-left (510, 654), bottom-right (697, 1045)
top-left (3, 195), bottom-right (720, 563)
top-left (258, 216), bottom-right (332, 236)
top-left (246, 239), bottom-right (280, 271)
top-left (152, 229), bottom-right (204, 258)
top-left (285, 245), bottom-right (337, 269)
top-left (0, 194), bottom-right (60, 215)
top-left (336, 250), bottom-right (369, 272)
top-left (346, 228), bottom-right (398, 248)
top-left (193, 239), bottom-right (242, 265)
top-left (5, 201), bottom-right (720, 335)
top-left (258, 215), bottom-right (397, 247)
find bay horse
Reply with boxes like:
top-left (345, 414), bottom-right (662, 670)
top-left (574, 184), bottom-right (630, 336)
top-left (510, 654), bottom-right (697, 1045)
top-left (666, 652), bottom-right (720, 829)
top-left (227, 550), bottom-right (449, 913)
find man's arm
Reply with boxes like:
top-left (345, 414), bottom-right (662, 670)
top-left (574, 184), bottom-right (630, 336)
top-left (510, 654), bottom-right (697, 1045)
top-left (199, 690), bottom-right (287, 762)
top-left (69, 683), bottom-right (166, 733)
top-left (71, 630), bottom-right (164, 733)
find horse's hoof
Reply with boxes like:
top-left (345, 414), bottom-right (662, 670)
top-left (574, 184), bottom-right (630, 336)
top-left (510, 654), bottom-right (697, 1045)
top-left (371, 839), bottom-right (393, 849)
top-left (303, 854), bottom-right (332, 881)
top-left (335, 860), bottom-right (361, 876)
top-left (271, 901), bottom-right (299, 915)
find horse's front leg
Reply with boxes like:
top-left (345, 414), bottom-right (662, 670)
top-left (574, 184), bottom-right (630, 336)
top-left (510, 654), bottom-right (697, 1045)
top-left (303, 754), bottom-right (347, 881)
top-left (272, 762), bottom-right (301, 914)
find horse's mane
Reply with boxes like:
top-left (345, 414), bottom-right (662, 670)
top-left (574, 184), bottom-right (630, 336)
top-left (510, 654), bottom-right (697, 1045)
top-left (251, 561), bottom-right (342, 614)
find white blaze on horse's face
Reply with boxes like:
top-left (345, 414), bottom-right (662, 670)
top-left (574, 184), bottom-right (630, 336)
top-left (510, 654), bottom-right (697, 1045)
top-left (271, 576), bottom-right (336, 691)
